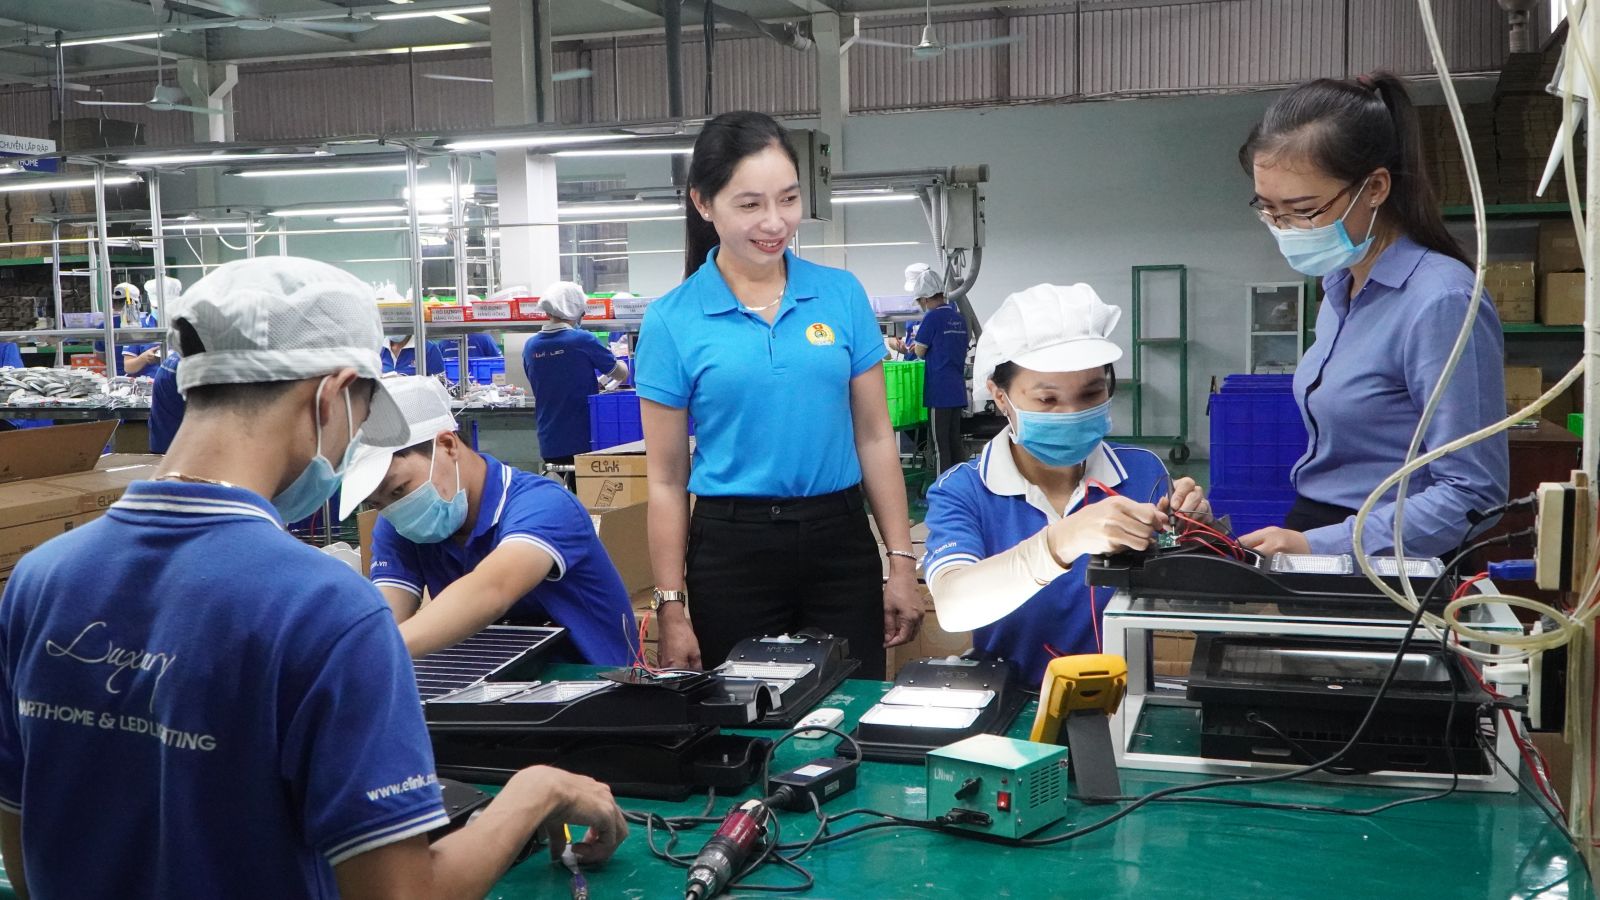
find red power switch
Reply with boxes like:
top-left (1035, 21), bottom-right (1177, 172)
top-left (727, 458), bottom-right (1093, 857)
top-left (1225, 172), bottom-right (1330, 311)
top-left (996, 791), bottom-right (1011, 812)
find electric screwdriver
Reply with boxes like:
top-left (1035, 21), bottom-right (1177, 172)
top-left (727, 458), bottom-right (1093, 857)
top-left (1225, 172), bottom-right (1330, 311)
top-left (684, 798), bottom-right (770, 900)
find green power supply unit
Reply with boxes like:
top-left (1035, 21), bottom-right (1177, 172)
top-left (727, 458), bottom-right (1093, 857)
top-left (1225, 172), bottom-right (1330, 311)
top-left (925, 734), bottom-right (1070, 839)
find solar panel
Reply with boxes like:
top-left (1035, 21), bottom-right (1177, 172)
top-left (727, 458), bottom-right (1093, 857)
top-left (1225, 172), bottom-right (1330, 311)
top-left (413, 625), bottom-right (565, 701)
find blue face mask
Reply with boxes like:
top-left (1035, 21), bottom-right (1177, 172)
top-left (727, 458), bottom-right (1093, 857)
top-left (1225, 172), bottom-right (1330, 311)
top-left (273, 377), bottom-right (358, 523)
top-left (1265, 177), bottom-right (1376, 277)
top-left (1005, 396), bottom-right (1113, 468)
top-left (381, 445), bottom-right (469, 544)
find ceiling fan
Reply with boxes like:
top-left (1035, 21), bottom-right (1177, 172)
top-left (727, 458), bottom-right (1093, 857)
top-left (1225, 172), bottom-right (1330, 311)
top-left (75, 33), bottom-right (221, 115)
top-left (851, 0), bottom-right (1022, 61)
top-left (424, 68), bottom-right (594, 84)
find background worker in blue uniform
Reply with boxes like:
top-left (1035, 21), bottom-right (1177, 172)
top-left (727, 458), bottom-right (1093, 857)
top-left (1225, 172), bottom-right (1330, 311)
top-left (903, 262), bottom-right (970, 474)
top-left (637, 110), bottom-right (922, 678)
top-left (144, 276), bottom-right (186, 454)
top-left (97, 282), bottom-right (161, 376)
top-left (923, 284), bottom-right (1210, 686)
top-left (0, 256), bottom-right (626, 899)
top-left (0, 341), bottom-right (21, 432)
top-left (381, 330), bottom-right (447, 377)
top-left (341, 376), bottom-right (639, 662)
top-left (521, 281), bottom-right (629, 473)
top-left (1236, 72), bottom-right (1508, 558)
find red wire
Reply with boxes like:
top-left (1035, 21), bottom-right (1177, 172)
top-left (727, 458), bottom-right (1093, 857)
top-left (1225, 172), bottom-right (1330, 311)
top-left (1178, 535), bottom-right (1235, 559)
top-left (1088, 587), bottom-right (1102, 653)
top-left (1504, 708), bottom-right (1568, 815)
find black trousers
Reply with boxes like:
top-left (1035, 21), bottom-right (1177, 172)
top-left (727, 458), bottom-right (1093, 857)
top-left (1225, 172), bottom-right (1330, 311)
top-left (1283, 495), bottom-right (1357, 533)
top-left (687, 485), bottom-right (886, 680)
top-left (930, 407), bottom-right (966, 476)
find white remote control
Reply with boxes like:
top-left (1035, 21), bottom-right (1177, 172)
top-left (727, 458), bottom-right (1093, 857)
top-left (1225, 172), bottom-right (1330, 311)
top-left (795, 707), bottom-right (845, 739)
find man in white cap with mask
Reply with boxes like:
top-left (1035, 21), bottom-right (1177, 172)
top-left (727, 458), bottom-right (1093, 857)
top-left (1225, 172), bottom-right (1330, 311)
top-left (520, 281), bottom-right (629, 478)
top-left (896, 262), bottom-right (969, 474)
top-left (340, 375), bottom-right (638, 661)
top-left (0, 257), bottom-right (627, 899)
top-left (921, 283), bottom-right (1210, 686)
top-left (97, 282), bottom-right (162, 376)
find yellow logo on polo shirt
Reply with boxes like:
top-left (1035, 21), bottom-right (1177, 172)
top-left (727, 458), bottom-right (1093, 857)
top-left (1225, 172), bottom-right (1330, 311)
top-left (806, 323), bottom-right (836, 346)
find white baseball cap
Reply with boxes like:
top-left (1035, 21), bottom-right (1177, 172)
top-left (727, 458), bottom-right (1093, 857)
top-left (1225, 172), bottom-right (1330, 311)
top-left (903, 263), bottom-right (943, 298)
top-left (338, 375), bottom-right (459, 519)
top-left (169, 256), bottom-right (406, 444)
top-left (972, 283), bottom-right (1123, 405)
top-left (112, 282), bottom-right (141, 303)
top-left (539, 281), bottom-right (587, 321)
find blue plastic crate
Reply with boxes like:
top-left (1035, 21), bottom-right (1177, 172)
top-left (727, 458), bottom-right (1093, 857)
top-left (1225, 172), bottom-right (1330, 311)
top-left (1208, 486), bottom-right (1296, 536)
top-left (1220, 374), bottom-right (1296, 393)
top-left (589, 390), bottom-right (644, 450)
top-left (469, 357), bottom-right (505, 384)
top-left (1207, 388), bottom-right (1307, 492)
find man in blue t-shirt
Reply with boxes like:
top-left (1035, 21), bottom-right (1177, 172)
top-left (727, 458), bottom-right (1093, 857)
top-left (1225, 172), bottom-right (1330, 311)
top-left (147, 351), bottom-right (186, 453)
top-left (0, 257), bottom-right (626, 899)
top-left (341, 376), bottom-right (638, 662)
top-left (521, 281), bottom-right (629, 473)
top-left (381, 332), bottom-right (448, 377)
top-left (904, 263), bottom-right (971, 474)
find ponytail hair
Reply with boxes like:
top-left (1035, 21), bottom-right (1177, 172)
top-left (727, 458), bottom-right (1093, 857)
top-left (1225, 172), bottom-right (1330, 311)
top-left (683, 111), bottom-right (800, 280)
top-left (1239, 71), bottom-right (1468, 267)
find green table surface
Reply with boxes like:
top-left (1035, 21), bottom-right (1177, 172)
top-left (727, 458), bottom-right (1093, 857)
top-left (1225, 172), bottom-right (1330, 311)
top-left (0, 667), bottom-right (1583, 899)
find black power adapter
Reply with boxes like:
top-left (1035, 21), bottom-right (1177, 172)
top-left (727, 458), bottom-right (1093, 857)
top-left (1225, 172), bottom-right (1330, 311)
top-left (766, 756), bottom-right (859, 811)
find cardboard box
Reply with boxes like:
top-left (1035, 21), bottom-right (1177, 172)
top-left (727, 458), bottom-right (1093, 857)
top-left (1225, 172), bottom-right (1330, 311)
top-left (0, 420), bottom-right (116, 486)
top-left (1483, 260), bottom-right (1536, 323)
top-left (1153, 630), bottom-right (1197, 678)
top-left (1539, 220), bottom-right (1585, 275)
top-left (886, 585), bottom-right (971, 679)
top-left (591, 501), bottom-right (652, 595)
top-left (1541, 272), bottom-right (1585, 326)
top-left (0, 512), bottom-right (103, 572)
top-left (1505, 365), bottom-right (1544, 413)
top-left (575, 439), bottom-right (651, 508)
top-left (0, 421), bottom-right (154, 574)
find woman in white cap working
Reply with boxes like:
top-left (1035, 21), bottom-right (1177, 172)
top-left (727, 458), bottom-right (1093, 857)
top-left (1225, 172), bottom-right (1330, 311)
top-left (922, 283), bottom-right (1209, 686)
top-left (340, 375), bottom-right (638, 662)
top-left (0, 257), bottom-right (626, 899)
top-left (896, 262), bottom-right (970, 474)
top-left (521, 281), bottom-right (629, 474)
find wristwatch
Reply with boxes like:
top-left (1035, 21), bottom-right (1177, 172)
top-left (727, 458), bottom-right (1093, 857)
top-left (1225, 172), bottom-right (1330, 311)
top-left (651, 588), bottom-right (689, 612)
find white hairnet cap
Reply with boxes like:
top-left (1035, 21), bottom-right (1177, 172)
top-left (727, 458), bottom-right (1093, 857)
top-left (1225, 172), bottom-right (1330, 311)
top-left (112, 282), bottom-right (141, 303)
top-left (538, 281), bottom-right (587, 321)
top-left (612, 291), bottom-right (635, 300)
top-left (903, 263), bottom-right (943, 298)
top-left (339, 376), bottom-right (458, 519)
top-left (170, 256), bottom-right (406, 443)
top-left (143, 276), bottom-right (182, 307)
top-left (973, 283), bottom-right (1123, 406)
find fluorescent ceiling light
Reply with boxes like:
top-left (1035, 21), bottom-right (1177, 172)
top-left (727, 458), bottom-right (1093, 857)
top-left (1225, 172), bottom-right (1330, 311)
top-left (829, 193), bottom-right (919, 205)
top-left (56, 31), bottom-right (161, 48)
top-left (121, 150), bottom-right (330, 166)
top-left (386, 43), bottom-right (476, 54)
top-left (159, 221), bottom-right (253, 232)
top-left (233, 163), bottom-right (411, 178)
top-left (445, 134), bottom-right (634, 152)
top-left (271, 204), bottom-right (406, 217)
top-left (552, 147), bottom-right (694, 158)
top-left (373, 4), bottom-right (489, 19)
top-left (0, 175), bottom-right (139, 194)
top-left (559, 202), bottom-right (681, 217)
top-left (342, 257), bottom-right (416, 263)
top-left (334, 213), bottom-right (453, 224)
top-left (802, 240), bottom-right (923, 249)
top-left (578, 238), bottom-right (628, 245)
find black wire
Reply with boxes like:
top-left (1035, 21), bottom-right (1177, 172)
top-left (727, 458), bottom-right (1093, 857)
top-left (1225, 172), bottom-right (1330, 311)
top-left (1476, 723), bottom-right (1595, 891)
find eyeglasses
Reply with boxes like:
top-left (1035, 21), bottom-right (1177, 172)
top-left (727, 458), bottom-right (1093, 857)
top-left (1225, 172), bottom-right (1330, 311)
top-left (1249, 180), bottom-right (1362, 230)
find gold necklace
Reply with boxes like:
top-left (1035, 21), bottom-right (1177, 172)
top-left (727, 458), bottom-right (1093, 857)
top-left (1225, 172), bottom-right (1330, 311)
top-left (154, 472), bottom-right (239, 489)
top-left (740, 282), bottom-right (786, 313)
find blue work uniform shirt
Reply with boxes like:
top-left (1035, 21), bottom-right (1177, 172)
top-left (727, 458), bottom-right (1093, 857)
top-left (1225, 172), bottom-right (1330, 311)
top-left (901, 320), bottom-right (920, 361)
top-left (381, 341), bottom-right (448, 377)
top-left (521, 327), bottom-right (617, 459)
top-left (467, 332), bottom-right (502, 358)
top-left (0, 342), bottom-right (21, 369)
top-left (95, 311), bottom-right (158, 376)
top-left (924, 433), bottom-right (1170, 686)
top-left (0, 481), bottom-right (447, 898)
top-left (1291, 235), bottom-right (1509, 556)
top-left (915, 304), bottom-right (969, 408)
top-left (148, 352), bottom-right (185, 453)
top-left (636, 248), bottom-right (887, 498)
top-left (368, 455), bottom-right (637, 666)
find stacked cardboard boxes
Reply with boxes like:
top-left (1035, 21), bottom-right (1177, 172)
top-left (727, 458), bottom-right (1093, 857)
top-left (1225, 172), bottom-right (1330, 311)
top-left (1538, 219), bottom-right (1585, 326)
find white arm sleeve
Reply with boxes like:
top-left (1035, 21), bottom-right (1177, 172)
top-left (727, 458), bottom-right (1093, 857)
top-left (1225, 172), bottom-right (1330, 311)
top-left (927, 526), bottom-right (1070, 632)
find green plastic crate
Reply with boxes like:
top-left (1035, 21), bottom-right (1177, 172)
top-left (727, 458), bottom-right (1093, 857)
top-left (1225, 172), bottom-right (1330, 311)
top-left (884, 360), bottom-right (928, 428)
top-left (1571, 413), bottom-right (1584, 437)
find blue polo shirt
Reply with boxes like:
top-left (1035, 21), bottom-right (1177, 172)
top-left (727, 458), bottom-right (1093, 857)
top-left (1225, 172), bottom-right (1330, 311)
top-left (382, 341), bottom-right (448, 377)
top-left (368, 455), bottom-right (637, 666)
top-left (468, 332), bottom-right (502, 358)
top-left (1292, 235), bottom-right (1508, 555)
top-left (901, 320), bottom-right (920, 361)
top-left (636, 248), bottom-right (886, 498)
top-left (0, 481), bottom-right (447, 898)
top-left (522, 328), bottom-right (617, 459)
top-left (149, 352), bottom-right (185, 453)
top-left (0, 342), bottom-right (20, 369)
top-left (95, 312), bottom-right (158, 376)
top-left (924, 434), bottom-right (1169, 685)
top-left (916, 304), bottom-right (969, 408)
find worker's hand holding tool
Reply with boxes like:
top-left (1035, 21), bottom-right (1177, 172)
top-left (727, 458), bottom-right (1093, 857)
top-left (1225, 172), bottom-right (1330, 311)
top-left (1237, 526), bottom-right (1310, 557)
top-left (511, 766), bottom-right (628, 866)
top-left (1157, 477), bottom-right (1212, 523)
top-left (1047, 496), bottom-right (1168, 560)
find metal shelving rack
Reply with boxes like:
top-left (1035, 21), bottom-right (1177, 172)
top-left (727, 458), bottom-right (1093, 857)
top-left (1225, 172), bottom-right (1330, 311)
top-left (1110, 264), bottom-right (1189, 463)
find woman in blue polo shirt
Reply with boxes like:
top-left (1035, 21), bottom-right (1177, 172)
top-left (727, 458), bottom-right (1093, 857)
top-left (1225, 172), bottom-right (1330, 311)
top-left (343, 376), bottom-right (637, 662)
top-left (636, 111), bottom-right (922, 679)
top-left (924, 284), bottom-right (1208, 686)
top-left (904, 263), bottom-right (970, 474)
top-left (380, 331), bottom-right (447, 377)
top-left (1236, 73), bottom-right (1507, 558)
top-left (522, 281), bottom-right (629, 473)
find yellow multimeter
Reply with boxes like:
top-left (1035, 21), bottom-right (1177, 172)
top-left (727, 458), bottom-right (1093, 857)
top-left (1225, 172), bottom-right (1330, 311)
top-left (1029, 654), bottom-right (1129, 745)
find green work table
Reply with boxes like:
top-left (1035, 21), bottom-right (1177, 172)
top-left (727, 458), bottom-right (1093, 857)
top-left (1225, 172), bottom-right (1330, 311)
top-left (0, 674), bottom-right (1581, 898)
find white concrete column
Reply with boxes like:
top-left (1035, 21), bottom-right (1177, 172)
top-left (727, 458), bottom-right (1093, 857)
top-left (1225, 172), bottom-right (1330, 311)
top-left (490, 0), bottom-right (560, 293)
top-left (813, 11), bottom-right (849, 269)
